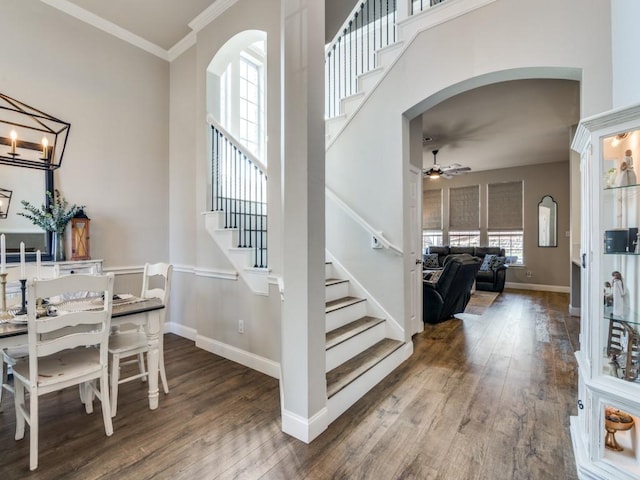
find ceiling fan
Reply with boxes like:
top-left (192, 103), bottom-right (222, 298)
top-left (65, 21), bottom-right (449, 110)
top-left (423, 149), bottom-right (471, 179)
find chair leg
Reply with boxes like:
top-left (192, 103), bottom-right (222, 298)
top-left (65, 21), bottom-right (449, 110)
top-left (110, 353), bottom-right (120, 418)
top-left (100, 370), bottom-right (113, 436)
top-left (137, 352), bottom-right (147, 383)
top-left (29, 385), bottom-right (38, 471)
top-left (84, 381), bottom-right (94, 414)
top-left (159, 342), bottom-right (169, 394)
top-left (0, 357), bottom-right (5, 413)
top-left (14, 378), bottom-right (25, 441)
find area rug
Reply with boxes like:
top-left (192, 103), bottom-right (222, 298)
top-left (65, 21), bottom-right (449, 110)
top-left (464, 290), bottom-right (500, 315)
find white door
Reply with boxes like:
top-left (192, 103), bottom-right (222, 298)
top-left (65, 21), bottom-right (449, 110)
top-left (408, 166), bottom-right (423, 335)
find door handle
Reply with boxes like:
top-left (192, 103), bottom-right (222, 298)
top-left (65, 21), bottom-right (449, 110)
top-left (416, 258), bottom-right (422, 265)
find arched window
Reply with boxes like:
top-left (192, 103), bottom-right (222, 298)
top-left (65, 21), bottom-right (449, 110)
top-left (209, 32), bottom-right (266, 161)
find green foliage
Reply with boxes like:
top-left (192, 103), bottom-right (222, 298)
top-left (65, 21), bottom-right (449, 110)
top-left (18, 189), bottom-right (85, 234)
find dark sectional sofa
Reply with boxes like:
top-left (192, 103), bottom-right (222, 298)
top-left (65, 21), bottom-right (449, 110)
top-left (423, 246), bottom-right (508, 292)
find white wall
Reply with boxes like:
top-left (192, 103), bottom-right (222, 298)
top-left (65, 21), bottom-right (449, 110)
top-left (1, 1), bottom-right (170, 268)
top-left (327, 0), bottom-right (612, 330)
top-left (169, 0), bottom-right (282, 364)
top-left (612, 0), bottom-right (640, 108)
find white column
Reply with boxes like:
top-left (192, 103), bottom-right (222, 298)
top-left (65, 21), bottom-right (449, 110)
top-left (280, 0), bottom-right (327, 443)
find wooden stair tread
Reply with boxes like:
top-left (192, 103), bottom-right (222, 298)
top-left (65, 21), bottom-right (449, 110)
top-left (326, 296), bottom-right (365, 313)
top-left (326, 338), bottom-right (404, 398)
top-left (325, 278), bottom-right (348, 287)
top-left (326, 316), bottom-right (385, 350)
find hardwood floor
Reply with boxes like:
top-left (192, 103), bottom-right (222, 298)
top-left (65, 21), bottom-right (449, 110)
top-left (0, 289), bottom-right (579, 479)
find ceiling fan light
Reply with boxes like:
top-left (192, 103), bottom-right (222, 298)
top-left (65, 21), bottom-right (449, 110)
top-left (429, 171), bottom-right (440, 179)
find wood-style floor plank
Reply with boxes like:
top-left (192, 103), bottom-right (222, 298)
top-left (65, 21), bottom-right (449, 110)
top-left (0, 289), bottom-right (579, 479)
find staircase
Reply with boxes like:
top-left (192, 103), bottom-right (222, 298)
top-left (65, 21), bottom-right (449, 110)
top-left (324, 261), bottom-right (408, 423)
top-left (204, 116), bottom-right (270, 296)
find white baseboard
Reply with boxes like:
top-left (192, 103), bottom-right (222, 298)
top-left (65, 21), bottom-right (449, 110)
top-left (165, 321), bottom-right (197, 341)
top-left (505, 282), bottom-right (570, 293)
top-left (281, 405), bottom-right (329, 444)
top-left (195, 334), bottom-right (280, 379)
top-left (568, 306), bottom-right (581, 317)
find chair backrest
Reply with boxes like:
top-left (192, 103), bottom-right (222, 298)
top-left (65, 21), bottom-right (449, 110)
top-left (26, 273), bottom-right (114, 383)
top-left (141, 263), bottom-right (172, 306)
top-left (436, 255), bottom-right (481, 316)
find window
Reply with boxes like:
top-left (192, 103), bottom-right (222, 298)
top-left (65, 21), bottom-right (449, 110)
top-left (218, 40), bottom-right (265, 160)
top-left (422, 231), bottom-right (443, 250)
top-left (239, 55), bottom-right (261, 156)
top-left (488, 181), bottom-right (523, 264)
top-left (423, 188), bottom-right (442, 249)
top-left (449, 185), bottom-right (479, 247)
top-left (449, 231), bottom-right (480, 247)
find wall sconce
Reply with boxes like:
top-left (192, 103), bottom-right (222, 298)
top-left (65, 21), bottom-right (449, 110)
top-left (0, 188), bottom-right (12, 219)
top-left (0, 93), bottom-right (71, 170)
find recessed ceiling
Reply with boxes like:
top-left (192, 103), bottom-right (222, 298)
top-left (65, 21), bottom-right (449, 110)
top-left (421, 79), bottom-right (580, 173)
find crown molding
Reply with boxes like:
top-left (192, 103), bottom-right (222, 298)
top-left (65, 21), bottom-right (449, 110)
top-left (168, 31), bottom-right (197, 62)
top-left (188, 0), bottom-right (241, 33)
top-left (40, 0), bottom-right (169, 61)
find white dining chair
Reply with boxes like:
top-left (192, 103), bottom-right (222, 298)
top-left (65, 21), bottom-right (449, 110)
top-left (12, 273), bottom-right (114, 471)
top-left (0, 264), bottom-right (57, 413)
top-left (108, 262), bottom-right (172, 417)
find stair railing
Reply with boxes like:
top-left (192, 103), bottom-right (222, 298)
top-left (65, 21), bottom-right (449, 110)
top-left (326, 186), bottom-right (403, 255)
top-left (410, 0), bottom-right (446, 15)
top-left (207, 114), bottom-right (268, 269)
top-left (325, 0), bottom-right (398, 119)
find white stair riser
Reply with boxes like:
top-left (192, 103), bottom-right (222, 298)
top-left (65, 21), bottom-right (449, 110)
top-left (203, 212), bottom-right (269, 295)
top-left (326, 115), bottom-right (346, 140)
top-left (375, 41), bottom-right (404, 69)
top-left (326, 322), bottom-right (386, 372)
top-left (327, 344), bottom-right (408, 424)
top-left (340, 92), bottom-right (365, 116)
top-left (325, 263), bottom-right (334, 279)
top-left (326, 301), bottom-right (367, 332)
top-left (357, 67), bottom-right (383, 93)
top-left (326, 282), bottom-right (349, 302)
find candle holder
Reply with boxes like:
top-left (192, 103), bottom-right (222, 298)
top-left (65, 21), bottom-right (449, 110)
top-left (16, 278), bottom-right (27, 316)
top-left (0, 272), bottom-right (12, 322)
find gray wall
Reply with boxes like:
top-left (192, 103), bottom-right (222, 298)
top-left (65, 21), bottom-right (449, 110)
top-left (1, 0), bottom-right (170, 270)
top-left (424, 161), bottom-right (571, 288)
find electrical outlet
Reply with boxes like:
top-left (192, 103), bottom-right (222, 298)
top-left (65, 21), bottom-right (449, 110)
top-left (238, 319), bottom-right (244, 334)
top-left (526, 271), bottom-right (532, 278)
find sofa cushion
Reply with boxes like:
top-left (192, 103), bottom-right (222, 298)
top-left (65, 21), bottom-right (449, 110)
top-left (480, 254), bottom-right (496, 271)
top-left (450, 246), bottom-right (475, 256)
top-left (474, 246), bottom-right (504, 258)
top-left (489, 256), bottom-right (506, 270)
top-left (423, 253), bottom-right (440, 268)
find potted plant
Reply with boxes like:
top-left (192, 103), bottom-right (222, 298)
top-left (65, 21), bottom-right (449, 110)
top-left (18, 189), bottom-right (85, 262)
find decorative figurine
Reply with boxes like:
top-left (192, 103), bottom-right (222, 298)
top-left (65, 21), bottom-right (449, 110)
top-left (612, 271), bottom-right (627, 317)
top-left (615, 160), bottom-right (637, 186)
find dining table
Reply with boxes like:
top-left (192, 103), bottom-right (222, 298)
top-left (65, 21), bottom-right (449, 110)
top-left (0, 295), bottom-right (165, 411)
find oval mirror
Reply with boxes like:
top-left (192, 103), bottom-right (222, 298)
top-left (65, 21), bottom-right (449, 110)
top-left (538, 195), bottom-right (557, 247)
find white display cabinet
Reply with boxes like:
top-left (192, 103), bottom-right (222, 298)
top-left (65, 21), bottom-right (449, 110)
top-left (571, 103), bottom-right (640, 479)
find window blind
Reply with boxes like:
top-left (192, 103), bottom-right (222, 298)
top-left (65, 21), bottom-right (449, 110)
top-left (423, 189), bottom-right (442, 230)
top-left (449, 185), bottom-right (479, 230)
top-left (488, 181), bottom-right (523, 230)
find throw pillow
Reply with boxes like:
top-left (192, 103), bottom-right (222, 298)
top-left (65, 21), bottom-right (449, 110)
top-left (423, 253), bottom-right (440, 268)
top-left (480, 254), bottom-right (496, 272)
top-left (490, 256), bottom-right (506, 270)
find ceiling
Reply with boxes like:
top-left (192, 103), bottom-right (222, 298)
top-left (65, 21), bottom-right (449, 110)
top-left (421, 79), bottom-right (580, 174)
top-left (51, 2), bottom-right (580, 175)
